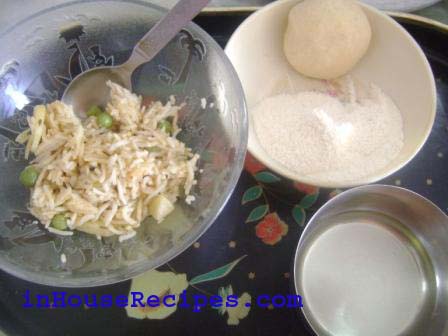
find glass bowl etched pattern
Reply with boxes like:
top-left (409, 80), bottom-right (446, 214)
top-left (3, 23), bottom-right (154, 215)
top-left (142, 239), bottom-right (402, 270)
top-left (0, 1), bottom-right (247, 287)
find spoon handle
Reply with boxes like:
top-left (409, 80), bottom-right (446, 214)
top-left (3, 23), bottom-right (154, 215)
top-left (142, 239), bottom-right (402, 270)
top-left (125, 0), bottom-right (210, 72)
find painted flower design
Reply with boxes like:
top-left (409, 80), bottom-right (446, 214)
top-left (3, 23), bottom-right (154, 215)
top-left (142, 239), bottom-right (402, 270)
top-left (217, 285), bottom-right (251, 326)
top-left (141, 96), bottom-right (157, 107)
top-left (126, 270), bottom-right (189, 320)
top-left (328, 189), bottom-right (343, 199)
top-left (244, 153), bottom-right (266, 175)
top-left (293, 182), bottom-right (319, 195)
top-left (255, 213), bottom-right (288, 245)
top-left (227, 292), bottom-right (251, 325)
top-left (210, 137), bottom-right (230, 170)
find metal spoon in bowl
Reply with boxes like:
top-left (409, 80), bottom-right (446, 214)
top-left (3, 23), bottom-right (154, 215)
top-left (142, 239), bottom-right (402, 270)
top-left (62, 0), bottom-right (210, 116)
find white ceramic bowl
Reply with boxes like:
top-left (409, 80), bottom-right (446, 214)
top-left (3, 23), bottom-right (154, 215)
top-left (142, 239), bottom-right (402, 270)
top-left (225, 0), bottom-right (436, 188)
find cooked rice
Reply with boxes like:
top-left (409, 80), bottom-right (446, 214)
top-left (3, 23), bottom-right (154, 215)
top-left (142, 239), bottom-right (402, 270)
top-left (20, 81), bottom-right (199, 238)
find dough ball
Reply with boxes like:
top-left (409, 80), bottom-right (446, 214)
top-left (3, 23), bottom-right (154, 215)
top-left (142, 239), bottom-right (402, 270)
top-left (284, 0), bottom-right (372, 79)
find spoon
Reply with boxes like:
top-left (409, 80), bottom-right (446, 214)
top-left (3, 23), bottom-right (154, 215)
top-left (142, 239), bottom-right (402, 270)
top-left (62, 0), bottom-right (210, 116)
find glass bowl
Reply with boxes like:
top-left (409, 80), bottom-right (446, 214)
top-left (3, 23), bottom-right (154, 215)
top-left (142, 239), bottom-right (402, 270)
top-left (0, 1), bottom-right (247, 287)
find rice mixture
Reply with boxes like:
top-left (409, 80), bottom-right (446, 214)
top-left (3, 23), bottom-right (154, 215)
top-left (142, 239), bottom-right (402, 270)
top-left (17, 82), bottom-right (199, 240)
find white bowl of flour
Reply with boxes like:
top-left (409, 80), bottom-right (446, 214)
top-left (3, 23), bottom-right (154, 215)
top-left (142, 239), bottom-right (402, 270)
top-left (225, 0), bottom-right (436, 188)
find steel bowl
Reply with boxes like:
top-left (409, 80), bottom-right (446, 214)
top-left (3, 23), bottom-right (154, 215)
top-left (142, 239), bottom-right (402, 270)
top-left (294, 185), bottom-right (448, 336)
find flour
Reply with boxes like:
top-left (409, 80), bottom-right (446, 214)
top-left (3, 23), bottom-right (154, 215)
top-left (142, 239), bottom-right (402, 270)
top-left (252, 79), bottom-right (404, 184)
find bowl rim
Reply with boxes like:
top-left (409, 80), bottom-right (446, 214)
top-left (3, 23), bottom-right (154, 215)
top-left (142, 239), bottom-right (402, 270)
top-left (0, 0), bottom-right (248, 287)
top-left (0, 0), bottom-right (168, 38)
top-left (225, 0), bottom-right (437, 189)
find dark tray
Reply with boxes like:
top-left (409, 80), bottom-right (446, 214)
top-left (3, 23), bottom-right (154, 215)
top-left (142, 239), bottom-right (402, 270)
top-left (1, 10), bottom-right (448, 336)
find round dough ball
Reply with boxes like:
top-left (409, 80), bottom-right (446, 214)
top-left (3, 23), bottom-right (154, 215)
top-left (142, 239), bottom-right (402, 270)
top-left (284, 0), bottom-right (372, 79)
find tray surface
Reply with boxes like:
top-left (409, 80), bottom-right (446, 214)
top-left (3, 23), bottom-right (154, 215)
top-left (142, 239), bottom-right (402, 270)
top-left (0, 11), bottom-right (447, 336)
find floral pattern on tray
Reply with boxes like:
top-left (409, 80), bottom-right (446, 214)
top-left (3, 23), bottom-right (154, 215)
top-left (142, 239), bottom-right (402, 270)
top-left (244, 153), bottom-right (320, 243)
top-left (126, 256), bottom-right (251, 325)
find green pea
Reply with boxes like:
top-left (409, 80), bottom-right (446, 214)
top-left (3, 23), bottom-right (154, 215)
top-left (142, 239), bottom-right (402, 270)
top-left (93, 181), bottom-right (102, 188)
top-left (87, 105), bottom-right (103, 117)
top-left (96, 112), bottom-right (113, 129)
top-left (146, 146), bottom-right (161, 153)
top-left (19, 166), bottom-right (39, 188)
top-left (158, 120), bottom-right (172, 134)
top-left (51, 214), bottom-right (68, 231)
